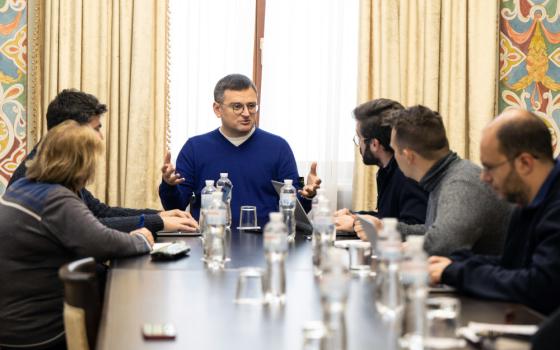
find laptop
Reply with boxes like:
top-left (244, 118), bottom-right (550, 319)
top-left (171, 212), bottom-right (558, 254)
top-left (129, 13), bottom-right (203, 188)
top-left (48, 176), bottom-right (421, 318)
top-left (156, 230), bottom-right (201, 237)
top-left (271, 180), bottom-right (313, 233)
top-left (355, 215), bottom-right (377, 248)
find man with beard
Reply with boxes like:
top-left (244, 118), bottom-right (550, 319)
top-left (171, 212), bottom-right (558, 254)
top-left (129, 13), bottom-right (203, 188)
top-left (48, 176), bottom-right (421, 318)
top-left (358, 105), bottom-right (512, 256)
top-left (335, 99), bottom-right (427, 233)
top-left (428, 109), bottom-right (560, 315)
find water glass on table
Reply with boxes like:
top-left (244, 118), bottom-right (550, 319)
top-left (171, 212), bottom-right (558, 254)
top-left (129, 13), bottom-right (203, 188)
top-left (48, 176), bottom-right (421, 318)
top-left (238, 205), bottom-right (259, 230)
top-left (234, 267), bottom-right (265, 305)
top-left (427, 297), bottom-right (461, 338)
top-left (347, 241), bottom-right (372, 275)
top-left (301, 321), bottom-right (328, 350)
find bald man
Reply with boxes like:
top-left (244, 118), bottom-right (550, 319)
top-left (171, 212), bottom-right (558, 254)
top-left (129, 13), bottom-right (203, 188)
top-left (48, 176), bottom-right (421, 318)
top-left (428, 109), bottom-right (560, 315)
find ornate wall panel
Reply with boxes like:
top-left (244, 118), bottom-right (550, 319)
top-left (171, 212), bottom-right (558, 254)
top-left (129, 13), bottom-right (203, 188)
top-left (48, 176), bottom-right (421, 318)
top-left (499, 0), bottom-right (560, 155)
top-left (0, 0), bottom-right (27, 195)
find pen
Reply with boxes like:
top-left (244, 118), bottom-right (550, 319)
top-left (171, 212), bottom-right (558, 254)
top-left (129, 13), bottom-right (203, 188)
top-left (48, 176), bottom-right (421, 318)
top-left (138, 214), bottom-right (145, 229)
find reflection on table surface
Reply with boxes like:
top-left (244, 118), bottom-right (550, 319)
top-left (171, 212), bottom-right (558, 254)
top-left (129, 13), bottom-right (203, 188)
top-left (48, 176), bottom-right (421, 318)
top-left (97, 231), bottom-right (543, 350)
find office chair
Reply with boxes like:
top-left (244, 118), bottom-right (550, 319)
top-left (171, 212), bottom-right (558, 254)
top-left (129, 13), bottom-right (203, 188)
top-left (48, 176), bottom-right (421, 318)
top-left (59, 257), bottom-right (101, 350)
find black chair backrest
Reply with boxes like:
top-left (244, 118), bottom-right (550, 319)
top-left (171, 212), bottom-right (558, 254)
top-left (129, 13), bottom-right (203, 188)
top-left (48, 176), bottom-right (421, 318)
top-left (59, 257), bottom-right (101, 350)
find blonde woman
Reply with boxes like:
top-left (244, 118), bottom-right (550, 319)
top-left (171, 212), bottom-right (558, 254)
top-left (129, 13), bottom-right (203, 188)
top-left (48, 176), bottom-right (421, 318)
top-left (0, 120), bottom-right (153, 350)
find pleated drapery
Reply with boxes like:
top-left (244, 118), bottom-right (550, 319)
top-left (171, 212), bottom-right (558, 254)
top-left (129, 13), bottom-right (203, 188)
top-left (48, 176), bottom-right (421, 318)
top-left (353, 0), bottom-right (499, 210)
top-left (28, 0), bottom-right (168, 209)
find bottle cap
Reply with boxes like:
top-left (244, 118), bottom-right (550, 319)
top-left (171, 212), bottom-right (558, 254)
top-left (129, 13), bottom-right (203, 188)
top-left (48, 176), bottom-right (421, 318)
top-left (283, 179), bottom-right (293, 186)
top-left (205, 180), bottom-right (215, 186)
top-left (382, 218), bottom-right (398, 230)
top-left (269, 212), bottom-right (283, 222)
top-left (406, 235), bottom-right (425, 252)
top-left (220, 172), bottom-right (228, 178)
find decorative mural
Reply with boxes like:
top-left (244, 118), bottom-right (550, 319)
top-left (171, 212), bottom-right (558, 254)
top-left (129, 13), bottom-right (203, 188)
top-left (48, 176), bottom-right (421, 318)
top-left (0, 0), bottom-right (27, 195)
top-left (499, 0), bottom-right (560, 155)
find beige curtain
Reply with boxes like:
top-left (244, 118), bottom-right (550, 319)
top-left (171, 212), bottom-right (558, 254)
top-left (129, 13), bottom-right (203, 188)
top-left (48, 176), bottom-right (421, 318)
top-left (28, 0), bottom-right (168, 209)
top-left (353, 0), bottom-right (499, 210)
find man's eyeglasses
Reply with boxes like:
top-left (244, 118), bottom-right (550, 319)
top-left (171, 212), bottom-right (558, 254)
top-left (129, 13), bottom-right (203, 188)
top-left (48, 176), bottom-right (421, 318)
top-left (353, 135), bottom-right (370, 147)
top-left (481, 152), bottom-right (540, 174)
top-left (221, 102), bottom-right (259, 115)
top-left (481, 159), bottom-right (510, 174)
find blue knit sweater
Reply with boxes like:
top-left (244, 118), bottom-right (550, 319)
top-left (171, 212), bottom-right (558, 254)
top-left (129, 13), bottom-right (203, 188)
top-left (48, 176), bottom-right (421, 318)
top-left (159, 128), bottom-right (308, 226)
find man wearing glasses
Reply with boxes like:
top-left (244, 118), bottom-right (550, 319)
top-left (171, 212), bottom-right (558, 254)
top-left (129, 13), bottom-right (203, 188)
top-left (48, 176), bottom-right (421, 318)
top-left (429, 109), bottom-right (560, 316)
top-left (357, 105), bottom-right (512, 256)
top-left (159, 74), bottom-right (321, 227)
top-left (335, 99), bottom-right (428, 233)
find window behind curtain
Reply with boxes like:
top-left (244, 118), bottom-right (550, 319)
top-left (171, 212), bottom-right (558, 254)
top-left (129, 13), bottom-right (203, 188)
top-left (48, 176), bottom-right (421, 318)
top-left (259, 0), bottom-right (359, 209)
top-left (168, 0), bottom-right (256, 160)
top-left (169, 0), bottom-right (358, 209)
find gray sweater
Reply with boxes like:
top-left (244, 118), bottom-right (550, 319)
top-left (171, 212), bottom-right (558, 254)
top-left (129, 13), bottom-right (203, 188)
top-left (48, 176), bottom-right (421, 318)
top-left (0, 179), bottom-right (151, 348)
top-left (398, 152), bottom-right (512, 256)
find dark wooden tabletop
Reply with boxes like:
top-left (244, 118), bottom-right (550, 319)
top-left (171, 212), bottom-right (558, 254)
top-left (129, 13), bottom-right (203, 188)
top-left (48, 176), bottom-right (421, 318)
top-left (96, 231), bottom-right (544, 350)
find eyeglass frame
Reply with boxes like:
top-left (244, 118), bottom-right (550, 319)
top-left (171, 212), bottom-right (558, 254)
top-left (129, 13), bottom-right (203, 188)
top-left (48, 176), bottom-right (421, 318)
top-left (481, 159), bottom-right (510, 174)
top-left (219, 102), bottom-right (259, 115)
top-left (481, 152), bottom-right (540, 174)
top-left (353, 134), bottom-right (371, 147)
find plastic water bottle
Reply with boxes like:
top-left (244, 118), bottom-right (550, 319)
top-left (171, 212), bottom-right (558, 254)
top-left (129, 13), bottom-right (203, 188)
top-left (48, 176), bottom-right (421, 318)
top-left (200, 180), bottom-right (217, 235)
top-left (310, 188), bottom-right (327, 223)
top-left (279, 179), bottom-right (297, 242)
top-left (204, 191), bottom-right (227, 270)
top-left (320, 247), bottom-right (350, 350)
top-left (312, 198), bottom-right (336, 276)
top-left (216, 173), bottom-right (233, 228)
top-left (400, 235), bottom-right (429, 349)
top-left (376, 218), bottom-right (404, 320)
top-left (263, 212), bottom-right (288, 304)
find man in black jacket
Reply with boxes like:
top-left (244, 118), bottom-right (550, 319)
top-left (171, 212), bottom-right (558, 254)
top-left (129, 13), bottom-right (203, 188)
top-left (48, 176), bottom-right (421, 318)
top-left (428, 108), bottom-right (560, 315)
top-left (335, 99), bottom-right (427, 233)
top-left (8, 89), bottom-right (198, 234)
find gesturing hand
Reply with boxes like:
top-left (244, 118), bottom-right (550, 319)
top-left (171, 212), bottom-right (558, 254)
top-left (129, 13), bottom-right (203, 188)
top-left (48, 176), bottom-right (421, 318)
top-left (299, 162), bottom-right (322, 198)
top-left (161, 151), bottom-right (185, 186)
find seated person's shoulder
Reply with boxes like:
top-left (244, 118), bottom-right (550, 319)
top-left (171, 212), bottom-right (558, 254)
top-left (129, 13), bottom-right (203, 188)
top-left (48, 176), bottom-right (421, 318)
top-left (253, 128), bottom-right (290, 147)
top-left (4, 179), bottom-right (78, 214)
top-left (448, 159), bottom-right (482, 181)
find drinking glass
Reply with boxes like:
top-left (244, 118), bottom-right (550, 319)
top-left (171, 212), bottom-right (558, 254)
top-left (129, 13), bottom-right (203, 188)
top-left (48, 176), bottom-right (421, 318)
top-left (426, 297), bottom-right (461, 339)
top-left (347, 241), bottom-right (371, 274)
top-left (302, 321), bottom-right (328, 350)
top-left (238, 206), bottom-right (258, 229)
top-left (234, 267), bottom-right (265, 304)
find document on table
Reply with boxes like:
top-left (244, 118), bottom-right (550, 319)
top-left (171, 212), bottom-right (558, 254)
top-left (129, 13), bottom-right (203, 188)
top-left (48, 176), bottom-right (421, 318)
top-left (467, 322), bottom-right (538, 336)
top-left (152, 242), bottom-right (172, 251)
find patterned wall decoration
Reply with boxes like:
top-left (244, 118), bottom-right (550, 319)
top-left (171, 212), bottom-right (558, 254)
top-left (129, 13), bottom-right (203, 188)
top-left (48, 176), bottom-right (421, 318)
top-left (499, 0), bottom-right (560, 155)
top-left (0, 0), bottom-right (27, 195)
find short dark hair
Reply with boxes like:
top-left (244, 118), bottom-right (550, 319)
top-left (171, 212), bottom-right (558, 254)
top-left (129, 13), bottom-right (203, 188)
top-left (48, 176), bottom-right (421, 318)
top-left (388, 105), bottom-right (449, 160)
top-left (353, 98), bottom-right (404, 153)
top-left (213, 74), bottom-right (257, 103)
top-left (496, 111), bottom-right (554, 163)
top-left (46, 89), bottom-right (107, 130)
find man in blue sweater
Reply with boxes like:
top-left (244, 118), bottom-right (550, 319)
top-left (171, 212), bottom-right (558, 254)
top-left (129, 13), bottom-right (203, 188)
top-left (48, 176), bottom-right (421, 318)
top-left (159, 74), bottom-right (321, 227)
top-left (428, 108), bottom-right (560, 315)
top-left (335, 99), bottom-right (427, 232)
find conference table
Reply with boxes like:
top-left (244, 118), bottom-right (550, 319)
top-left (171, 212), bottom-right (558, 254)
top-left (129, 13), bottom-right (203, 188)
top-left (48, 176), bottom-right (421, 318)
top-left (96, 231), bottom-right (544, 350)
